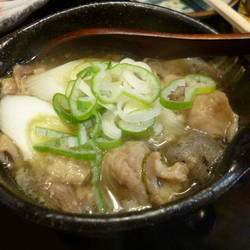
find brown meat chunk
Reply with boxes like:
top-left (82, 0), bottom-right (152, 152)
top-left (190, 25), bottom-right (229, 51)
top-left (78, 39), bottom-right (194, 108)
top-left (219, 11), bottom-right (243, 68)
top-left (0, 64), bottom-right (45, 96)
top-left (76, 186), bottom-right (95, 213)
top-left (1, 78), bottom-right (18, 96)
top-left (13, 64), bottom-right (34, 80)
top-left (37, 154), bottom-right (90, 186)
top-left (36, 181), bottom-right (83, 214)
top-left (0, 65), bottom-right (34, 96)
top-left (145, 59), bottom-right (191, 87)
top-left (144, 152), bottom-right (189, 205)
top-left (13, 65), bottom-right (35, 94)
top-left (0, 133), bottom-right (24, 168)
top-left (165, 130), bottom-right (224, 183)
top-left (102, 141), bottom-right (150, 210)
top-left (16, 167), bottom-right (94, 214)
top-left (187, 90), bottom-right (238, 140)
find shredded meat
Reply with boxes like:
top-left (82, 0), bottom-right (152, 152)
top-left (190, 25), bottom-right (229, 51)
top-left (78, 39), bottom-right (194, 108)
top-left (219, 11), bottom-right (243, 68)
top-left (15, 166), bottom-right (94, 214)
top-left (0, 133), bottom-right (24, 167)
top-left (36, 181), bottom-right (83, 213)
top-left (37, 154), bottom-right (91, 186)
top-left (187, 90), bottom-right (238, 140)
top-left (102, 141), bottom-right (150, 209)
top-left (75, 186), bottom-right (95, 212)
top-left (145, 59), bottom-right (191, 87)
top-left (144, 152), bottom-right (189, 205)
top-left (0, 64), bottom-right (45, 96)
top-left (1, 78), bottom-right (18, 96)
top-left (165, 130), bottom-right (224, 183)
top-left (13, 65), bottom-right (34, 80)
top-left (13, 65), bottom-right (35, 94)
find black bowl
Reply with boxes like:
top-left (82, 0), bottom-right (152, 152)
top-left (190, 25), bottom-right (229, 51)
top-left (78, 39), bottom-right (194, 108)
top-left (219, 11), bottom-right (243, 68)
top-left (0, 2), bottom-right (249, 234)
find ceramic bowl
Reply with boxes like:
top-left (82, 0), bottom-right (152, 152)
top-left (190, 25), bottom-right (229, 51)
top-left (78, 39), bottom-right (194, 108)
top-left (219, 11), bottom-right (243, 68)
top-left (0, 2), bottom-right (249, 234)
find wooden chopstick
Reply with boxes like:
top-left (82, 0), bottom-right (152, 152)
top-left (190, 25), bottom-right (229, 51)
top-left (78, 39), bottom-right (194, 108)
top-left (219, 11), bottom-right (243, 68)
top-left (203, 0), bottom-right (250, 33)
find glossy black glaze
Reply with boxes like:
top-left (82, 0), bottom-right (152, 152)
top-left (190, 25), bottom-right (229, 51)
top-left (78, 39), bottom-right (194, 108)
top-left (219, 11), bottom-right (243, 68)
top-left (0, 2), bottom-right (249, 234)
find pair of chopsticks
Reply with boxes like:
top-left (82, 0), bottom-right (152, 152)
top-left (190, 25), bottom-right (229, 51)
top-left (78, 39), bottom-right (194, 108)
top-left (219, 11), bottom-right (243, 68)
top-left (202, 0), bottom-right (250, 33)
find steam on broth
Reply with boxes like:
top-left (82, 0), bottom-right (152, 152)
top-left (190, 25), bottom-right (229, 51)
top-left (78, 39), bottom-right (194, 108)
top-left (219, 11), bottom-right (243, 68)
top-left (0, 54), bottom-right (239, 214)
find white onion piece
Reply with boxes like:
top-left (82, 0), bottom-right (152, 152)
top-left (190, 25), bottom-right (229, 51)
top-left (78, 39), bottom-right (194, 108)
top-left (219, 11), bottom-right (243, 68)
top-left (102, 111), bottom-right (121, 139)
top-left (122, 70), bottom-right (149, 95)
top-left (118, 118), bottom-right (154, 133)
top-left (78, 79), bottom-right (95, 98)
top-left (120, 58), bottom-right (152, 71)
top-left (99, 103), bottom-right (116, 112)
top-left (63, 136), bottom-right (79, 148)
top-left (0, 95), bottom-right (57, 160)
top-left (25, 59), bottom-right (86, 102)
top-left (117, 100), bottom-right (162, 123)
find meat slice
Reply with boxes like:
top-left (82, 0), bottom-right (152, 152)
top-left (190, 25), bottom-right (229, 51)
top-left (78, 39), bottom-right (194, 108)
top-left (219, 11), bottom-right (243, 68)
top-left (36, 181), bottom-right (84, 214)
top-left (0, 64), bottom-right (45, 96)
top-left (102, 141), bottom-right (150, 209)
top-left (187, 90), bottom-right (238, 140)
top-left (1, 78), bottom-right (18, 96)
top-left (13, 64), bottom-right (42, 95)
top-left (0, 133), bottom-right (24, 168)
top-left (165, 130), bottom-right (224, 183)
top-left (144, 152), bottom-right (189, 205)
top-left (15, 166), bottom-right (94, 214)
top-left (38, 154), bottom-right (91, 186)
top-left (13, 65), bottom-right (34, 81)
top-left (145, 58), bottom-right (191, 87)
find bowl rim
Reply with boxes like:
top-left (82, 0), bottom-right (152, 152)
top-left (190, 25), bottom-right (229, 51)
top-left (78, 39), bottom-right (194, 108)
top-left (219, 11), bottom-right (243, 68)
top-left (0, 1), bottom-right (245, 233)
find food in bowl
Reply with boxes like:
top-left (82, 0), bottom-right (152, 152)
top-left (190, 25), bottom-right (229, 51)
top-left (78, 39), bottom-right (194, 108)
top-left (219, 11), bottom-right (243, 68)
top-left (0, 54), bottom-right (239, 214)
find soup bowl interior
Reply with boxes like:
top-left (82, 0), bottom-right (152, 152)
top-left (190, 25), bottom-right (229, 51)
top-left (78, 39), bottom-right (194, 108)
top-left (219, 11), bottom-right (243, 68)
top-left (0, 2), bottom-right (249, 234)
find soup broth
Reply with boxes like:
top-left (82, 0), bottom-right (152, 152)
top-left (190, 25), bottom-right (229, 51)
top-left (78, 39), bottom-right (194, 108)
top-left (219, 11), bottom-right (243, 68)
top-left (0, 53), bottom-right (241, 214)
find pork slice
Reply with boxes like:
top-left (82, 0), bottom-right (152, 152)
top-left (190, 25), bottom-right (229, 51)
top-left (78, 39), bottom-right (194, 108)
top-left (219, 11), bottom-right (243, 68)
top-left (0, 133), bottom-right (24, 168)
top-left (1, 78), bottom-right (18, 96)
top-left (38, 154), bottom-right (91, 186)
top-left (144, 152), bottom-right (189, 205)
top-left (187, 90), bottom-right (238, 140)
top-left (102, 141), bottom-right (150, 210)
top-left (16, 166), bottom-right (94, 214)
top-left (36, 180), bottom-right (84, 214)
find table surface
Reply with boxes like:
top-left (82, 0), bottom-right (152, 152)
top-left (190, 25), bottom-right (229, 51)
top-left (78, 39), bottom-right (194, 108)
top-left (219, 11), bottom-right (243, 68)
top-left (1, 1), bottom-right (250, 249)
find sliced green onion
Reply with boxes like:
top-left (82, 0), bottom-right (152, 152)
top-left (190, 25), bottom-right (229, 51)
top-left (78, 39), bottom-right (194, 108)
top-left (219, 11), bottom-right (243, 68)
top-left (33, 137), bottom-right (96, 161)
top-left (120, 58), bottom-right (152, 71)
top-left (60, 136), bottom-right (79, 148)
top-left (92, 70), bottom-right (122, 104)
top-left (111, 63), bottom-right (160, 104)
top-left (78, 123), bottom-right (88, 145)
top-left (90, 142), bottom-right (106, 213)
top-left (102, 110), bottom-right (121, 140)
top-left (95, 137), bottom-right (123, 150)
top-left (117, 99), bottom-right (161, 123)
top-left (160, 74), bottom-right (216, 110)
top-left (52, 93), bottom-right (78, 123)
top-left (117, 118), bottom-right (155, 134)
top-left (92, 63), bottom-right (160, 104)
top-left (69, 67), bottom-right (97, 121)
top-left (65, 80), bottom-right (75, 98)
top-left (35, 127), bottom-right (72, 139)
top-left (76, 65), bottom-right (100, 79)
top-left (104, 61), bottom-right (115, 70)
top-left (90, 112), bottom-right (102, 139)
